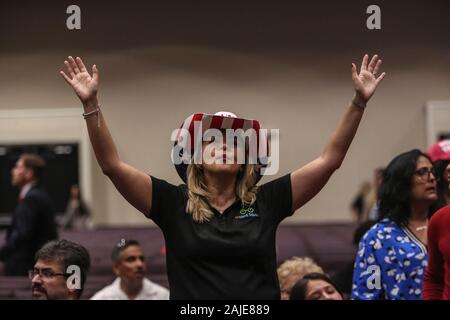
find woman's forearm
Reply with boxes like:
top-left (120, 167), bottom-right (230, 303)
top-left (321, 54), bottom-right (386, 170)
top-left (321, 102), bottom-right (365, 170)
top-left (82, 97), bottom-right (121, 175)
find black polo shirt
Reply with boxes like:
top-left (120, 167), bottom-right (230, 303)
top-left (148, 174), bottom-right (293, 300)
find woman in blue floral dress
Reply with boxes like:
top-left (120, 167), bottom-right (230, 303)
top-left (352, 149), bottom-right (438, 300)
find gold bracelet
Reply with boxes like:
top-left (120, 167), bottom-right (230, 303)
top-left (82, 106), bottom-right (101, 128)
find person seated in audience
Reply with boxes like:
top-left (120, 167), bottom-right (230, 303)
top-left (277, 256), bottom-right (324, 300)
top-left (30, 239), bottom-right (90, 300)
top-left (290, 272), bottom-right (343, 300)
top-left (352, 149), bottom-right (437, 300)
top-left (91, 239), bottom-right (169, 300)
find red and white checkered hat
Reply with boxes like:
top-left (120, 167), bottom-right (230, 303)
top-left (172, 111), bottom-right (267, 183)
top-left (427, 139), bottom-right (450, 162)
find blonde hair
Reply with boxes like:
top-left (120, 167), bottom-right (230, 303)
top-left (277, 257), bottom-right (324, 289)
top-left (186, 163), bottom-right (258, 223)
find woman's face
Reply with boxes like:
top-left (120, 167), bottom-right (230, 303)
top-left (410, 156), bottom-right (437, 203)
top-left (304, 279), bottom-right (343, 300)
top-left (201, 132), bottom-right (245, 177)
top-left (444, 163), bottom-right (450, 191)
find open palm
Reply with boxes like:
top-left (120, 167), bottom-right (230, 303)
top-left (352, 54), bottom-right (386, 103)
top-left (60, 56), bottom-right (98, 103)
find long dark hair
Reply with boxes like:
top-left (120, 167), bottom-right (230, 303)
top-left (378, 149), bottom-right (433, 226)
top-left (430, 159), bottom-right (450, 213)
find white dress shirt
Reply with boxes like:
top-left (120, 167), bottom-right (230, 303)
top-left (90, 277), bottom-right (170, 300)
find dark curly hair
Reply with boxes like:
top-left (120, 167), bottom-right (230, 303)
top-left (378, 149), bottom-right (434, 226)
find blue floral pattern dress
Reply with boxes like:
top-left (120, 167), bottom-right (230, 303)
top-left (352, 218), bottom-right (428, 300)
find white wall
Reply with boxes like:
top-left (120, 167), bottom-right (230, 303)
top-left (1, 47), bottom-right (450, 225)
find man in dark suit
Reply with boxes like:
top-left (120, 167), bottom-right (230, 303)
top-left (0, 153), bottom-right (58, 276)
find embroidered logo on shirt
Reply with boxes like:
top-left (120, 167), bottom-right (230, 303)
top-left (235, 207), bottom-right (259, 220)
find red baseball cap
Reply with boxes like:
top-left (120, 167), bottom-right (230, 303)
top-left (427, 139), bottom-right (450, 162)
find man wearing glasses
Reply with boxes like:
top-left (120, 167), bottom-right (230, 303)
top-left (29, 239), bottom-right (90, 300)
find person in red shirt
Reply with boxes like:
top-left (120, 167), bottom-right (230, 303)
top-left (424, 140), bottom-right (450, 300)
top-left (428, 139), bottom-right (450, 213)
top-left (423, 205), bottom-right (450, 300)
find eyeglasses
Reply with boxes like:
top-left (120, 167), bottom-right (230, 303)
top-left (28, 268), bottom-right (66, 280)
top-left (414, 167), bottom-right (436, 181)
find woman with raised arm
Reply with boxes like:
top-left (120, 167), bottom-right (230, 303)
top-left (60, 54), bottom-right (385, 299)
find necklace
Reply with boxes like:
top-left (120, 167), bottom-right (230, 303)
top-left (408, 219), bottom-right (428, 232)
top-left (415, 225), bottom-right (427, 231)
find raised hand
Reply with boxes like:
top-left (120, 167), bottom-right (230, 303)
top-left (351, 54), bottom-right (386, 105)
top-left (60, 56), bottom-right (98, 103)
